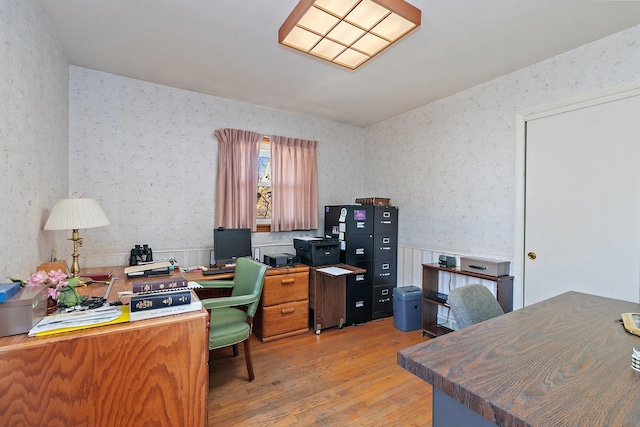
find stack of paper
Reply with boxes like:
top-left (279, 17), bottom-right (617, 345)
top-left (28, 306), bottom-right (128, 337)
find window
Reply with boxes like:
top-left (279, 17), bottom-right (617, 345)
top-left (215, 128), bottom-right (317, 233)
top-left (257, 137), bottom-right (272, 231)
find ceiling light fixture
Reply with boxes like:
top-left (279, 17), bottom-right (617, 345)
top-left (279, 0), bottom-right (421, 70)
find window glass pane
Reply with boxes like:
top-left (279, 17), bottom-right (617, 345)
top-left (257, 137), bottom-right (271, 220)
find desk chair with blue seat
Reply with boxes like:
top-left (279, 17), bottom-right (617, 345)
top-left (448, 284), bottom-right (504, 329)
top-left (200, 257), bottom-right (267, 382)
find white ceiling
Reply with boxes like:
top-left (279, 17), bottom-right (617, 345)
top-left (39, 0), bottom-right (640, 128)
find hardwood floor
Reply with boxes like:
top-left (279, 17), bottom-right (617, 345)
top-left (208, 317), bottom-right (432, 426)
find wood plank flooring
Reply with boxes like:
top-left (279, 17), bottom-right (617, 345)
top-left (208, 317), bottom-right (432, 426)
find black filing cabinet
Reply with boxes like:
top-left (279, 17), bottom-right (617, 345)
top-left (324, 205), bottom-right (398, 324)
top-left (371, 206), bottom-right (398, 319)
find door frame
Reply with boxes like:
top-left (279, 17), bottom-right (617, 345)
top-left (513, 81), bottom-right (640, 309)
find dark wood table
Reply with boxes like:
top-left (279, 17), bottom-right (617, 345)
top-left (398, 291), bottom-right (640, 426)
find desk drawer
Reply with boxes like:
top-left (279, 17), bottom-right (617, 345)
top-left (262, 272), bottom-right (308, 306)
top-left (261, 301), bottom-right (309, 337)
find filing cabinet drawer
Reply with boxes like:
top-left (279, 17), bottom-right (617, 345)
top-left (371, 259), bottom-right (397, 285)
top-left (342, 234), bottom-right (373, 263)
top-left (374, 206), bottom-right (398, 235)
top-left (261, 300), bottom-right (309, 338)
top-left (262, 271), bottom-right (309, 306)
top-left (372, 283), bottom-right (394, 317)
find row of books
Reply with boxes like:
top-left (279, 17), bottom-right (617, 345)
top-left (126, 267), bottom-right (202, 322)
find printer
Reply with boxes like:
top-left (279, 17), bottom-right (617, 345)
top-left (294, 237), bottom-right (340, 267)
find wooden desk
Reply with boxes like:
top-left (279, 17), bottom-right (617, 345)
top-left (398, 291), bottom-right (640, 426)
top-left (185, 265), bottom-right (311, 342)
top-left (0, 267), bottom-right (208, 427)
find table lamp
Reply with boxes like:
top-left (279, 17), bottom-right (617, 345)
top-left (44, 192), bottom-right (110, 278)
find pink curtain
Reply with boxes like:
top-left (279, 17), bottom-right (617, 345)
top-left (214, 128), bottom-right (261, 230)
top-left (271, 135), bottom-right (318, 231)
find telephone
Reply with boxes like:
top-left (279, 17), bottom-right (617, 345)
top-left (621, 313), bottom-right (640, 336)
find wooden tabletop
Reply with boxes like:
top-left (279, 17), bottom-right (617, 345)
top-left (398, 291), bottom-right (640, 426)
top-left (0, 266), bottom-right (206, 350)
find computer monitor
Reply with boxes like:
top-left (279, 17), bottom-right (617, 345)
top-left (213, 227), bottom-right (252, 266)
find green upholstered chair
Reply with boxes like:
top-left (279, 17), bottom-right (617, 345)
top-left (448, 284), bottom-right (504, 329)
top-left (201, 257), bottom-right (267, 382)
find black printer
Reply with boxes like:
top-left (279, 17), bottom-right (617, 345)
top-left (293, 238), bottom-right (340, 267)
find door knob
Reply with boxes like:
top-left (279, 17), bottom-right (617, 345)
top-left (527, 252), bottom-right (537, 260)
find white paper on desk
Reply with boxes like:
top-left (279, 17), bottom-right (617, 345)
top-left (28, 306), bottom-right (122, 336)
top-left (317, 266), bottom-right (352, 276)
top-left (187, 281), bottom-right (203, 288)
top-left (295, 237), bottom-right (322, 241)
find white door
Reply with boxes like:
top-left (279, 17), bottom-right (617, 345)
top-left (524, 94), bottom-right (640, 306)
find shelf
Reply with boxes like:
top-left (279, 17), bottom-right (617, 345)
top-left (425, 296), bottom-right (450, 307)
top-left (422, 263), bottom-right (512, 282)
top-left (421, 263), bottom-right (514, 337)
top-left (422, 324), bottom-right (453, 338)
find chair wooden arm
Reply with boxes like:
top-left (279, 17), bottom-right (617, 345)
top-left (197, 279), bottom-right (234, 289)
top-left (202, 294), bottom-right (258, 310)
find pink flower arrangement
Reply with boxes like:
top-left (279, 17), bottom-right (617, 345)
top-left (26, 269), bottom-right (69, 300)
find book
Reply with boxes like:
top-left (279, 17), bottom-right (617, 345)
top-left (84, 273), bottom-right (112, 282)
top-left (131, 276), bottom-right (188, 293)
top-left (126, 267), bottom-right (171, 278)
top-left (130, 290), bottom-right (192, 312)
top-left (124, 261), bottom-right (172, 275)
top-left (0, 282), bottom-right (21, 303)
top-left (129, 300), bottom-right (203, 322)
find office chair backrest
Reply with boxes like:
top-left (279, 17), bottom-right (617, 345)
top-left (230, 257), bottom-right (267, 317)
top-left (448, 284), bottom-right (504, 329)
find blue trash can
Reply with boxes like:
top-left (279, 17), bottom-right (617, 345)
top-left (393, 286), bottom-right (422, 331)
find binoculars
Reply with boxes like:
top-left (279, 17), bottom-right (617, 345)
top-left (129, 244), bottom-right (153, 266)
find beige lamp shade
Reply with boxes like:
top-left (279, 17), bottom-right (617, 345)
top-left (44, 195), bottom-right (110, 231)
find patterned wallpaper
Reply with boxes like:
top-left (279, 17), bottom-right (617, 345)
top-left (364, 25), bottom-right (640, 262)
top-left (69, 67), bottom-right (366, 267)
top-left (0, 0), bottom-right (69, 280)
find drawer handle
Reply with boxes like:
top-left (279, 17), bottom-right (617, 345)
top-left (281, 308), bottom-right (295, 314)
top-left (281, 278), bottom-right (295, 285)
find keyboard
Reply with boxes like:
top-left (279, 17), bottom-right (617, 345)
top-left (202, 267), bottom-right (235, 276)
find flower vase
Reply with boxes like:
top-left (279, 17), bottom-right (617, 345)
top-left (47, 297), bottom-right (57, 314)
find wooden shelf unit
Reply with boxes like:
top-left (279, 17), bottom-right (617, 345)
top-left (421, 263), bottom-right (513, 338)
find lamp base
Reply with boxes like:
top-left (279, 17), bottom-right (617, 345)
top-left (68, 229), bottom-right (83, 279)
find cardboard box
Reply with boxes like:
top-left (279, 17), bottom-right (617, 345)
top-left (460, 257), bottom-right (510, 277)
top-left (0, 285), bottom-right (47, 337)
